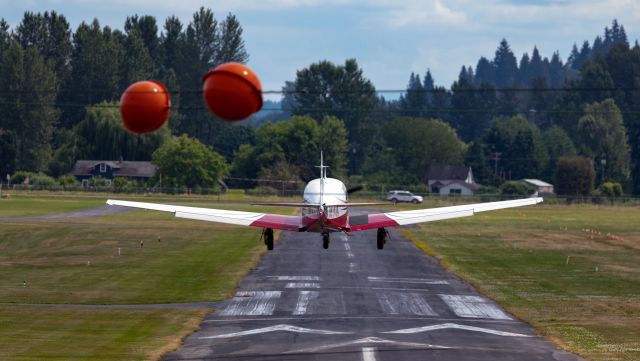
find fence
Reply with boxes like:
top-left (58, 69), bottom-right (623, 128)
top-left (2, 182), bottom-right (640, 206)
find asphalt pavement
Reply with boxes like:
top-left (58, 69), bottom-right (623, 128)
top-left (162, 220), bottom-right (583, 361)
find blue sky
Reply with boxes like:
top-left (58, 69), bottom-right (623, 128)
top-left (2, 0), bottom-right (639, 100)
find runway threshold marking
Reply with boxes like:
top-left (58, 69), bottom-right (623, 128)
top-left (439, 295), bottom-right (512, 320)
top-left (383, 322), bottom-right (532, 337)
top-left (376, 292), bottom-right (438, 316)
top-left (218, 291), bottom-right (282, 316)
top-left (293, 290), bottom-right (319, 315)
top-left (198, 324), bottom-right (352, 339)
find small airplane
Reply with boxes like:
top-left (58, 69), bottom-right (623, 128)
top-left (107, 153), bottom-right (543, 250)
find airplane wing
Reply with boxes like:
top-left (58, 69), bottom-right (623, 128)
top-left (106, 200), bottom-right (304, 231)
top-left (348, 197), bottom-right (543, 231)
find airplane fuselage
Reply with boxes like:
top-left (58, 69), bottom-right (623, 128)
top-left (302, 178), bottom-right (349, 233)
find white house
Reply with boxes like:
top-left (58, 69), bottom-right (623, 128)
top-left (426, 165), bottom-right (480, 196)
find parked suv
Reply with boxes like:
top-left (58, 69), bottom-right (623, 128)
top-left (386, 190), bottom-right (423, 204)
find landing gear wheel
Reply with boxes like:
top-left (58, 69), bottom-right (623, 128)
top-left (263, 228), bottom-right (274, 250)
top-left (377, 228), bottom-right (387, 250)
top-left (322, 233), bottom-right (330, 249)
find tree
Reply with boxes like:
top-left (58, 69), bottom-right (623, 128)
top-left (577, 99), bottom-right (630, 185)
top-left (554, 156), bottom-right (595, 195)
top-left (483, 116), bottom-right (547, 180)
top-left (542, 126), bottom-right (576, 179)
top-left (493, 39), bottom-right (518, 88)
top-left (63, 20), bottom-right (123, 127)
top-left (0, 41), bottom-right (58, 172)
top-left (152, 135), bottom-right (228, 188)
top-left (216, 14), bottom-right (249, 64)
top-left (119, 30), bottom-right (155, 89)
top-left (465, 141), bottom-right (491, 185)
top-left (74, 103), bottom-right (170, 161)
top-left (293, 59), bottom-right (377, 173)
top-left (381, 118), bottom-right (465, 182)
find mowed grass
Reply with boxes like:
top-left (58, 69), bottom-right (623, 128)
top-left (0, 306), bottom-right (208, 361)
top-left (405, 204), bottom-right (640, 361)
top-left (0, 197), bottom-right (105, 217)
top-left (0, 196), bottom-right (287, 360)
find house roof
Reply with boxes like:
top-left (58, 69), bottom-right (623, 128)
top-left (426, 165), bottom-right (470, 181)
top-left (523, 179), bottom-right (553, 187)
top-left (70, 160), bottom-right (156, 178)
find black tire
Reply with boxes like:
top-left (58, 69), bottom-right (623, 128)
top-left (391, 198), bottom-right (398, 204)
top-left (377, 228), bottom-right (386, 250)
top-left (322, 234), bottom-right (329, 249)
top-left (265, 228), bottom-right (274, 250)
top-left (411, 199), bottom-right (419, 204)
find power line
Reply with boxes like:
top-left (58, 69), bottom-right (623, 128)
top-left (2, 86), bottom-right (640, 96)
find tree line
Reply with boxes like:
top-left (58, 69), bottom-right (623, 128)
top-left (0, 11), bottom-right (638, 196)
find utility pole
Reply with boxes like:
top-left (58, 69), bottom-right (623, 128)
top-left (491, 152), bottom-right (501, 176)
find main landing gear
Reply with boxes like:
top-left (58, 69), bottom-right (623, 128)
top-left (263, 228), bottom-right (274, 250)
top-left (377, 228), bottom-right (388, 250)
top-left (322, 233), bottom-right (330, 249)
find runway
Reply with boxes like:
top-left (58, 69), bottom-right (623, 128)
top-left (162, 226), bottom-right (583, 361)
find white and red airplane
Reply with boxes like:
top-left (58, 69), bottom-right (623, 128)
top-left (107, 154), bottom-right (542, 250)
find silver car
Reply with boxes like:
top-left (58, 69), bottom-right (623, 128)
top-left (387, 190), bottom-right (423, 204)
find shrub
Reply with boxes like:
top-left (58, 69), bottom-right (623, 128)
top-left (554, 156), bottom-right (595, 195)
top-left (500, 181), bottom-right (532, 196)
top-left (58, 175), bottom-right (79, 186)
top-left (598, 181), bottom-right (623, 197)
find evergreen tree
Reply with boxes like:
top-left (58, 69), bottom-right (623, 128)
top-left (124, 15), bottom-right (160, 64)
top-left (474, 56), bottom-right (495, 86)
top-left (548, 52), bottom-right (566, 88)
top-left (119, 30), bottom-right (155, 89)
top-left (0, 41), bottom-right (58, 172)
top-left (216, 14), bottom-right (249, 64)
top-left (493, 39), bottom-right (518, 88)
top-left (518, 52), bottom-right (530, 85)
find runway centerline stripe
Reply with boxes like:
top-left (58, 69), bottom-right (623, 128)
top-left (293, 290), bottom-right (319, 315)
top-left (362, 347), bottom-right (377, 361)
top-left (368, 276), bottom-right (449, 285)
top-left (267, 276), bottom-right (320, 281)
top-left (439, 294), bottom-right (512, 320)
top-left (347, 251), bottom-right (355, 259)
top-left (343, 243), bottom-right (351, 251)
top-left (285, 336), bottom-right (451, 354)
top-left (218, 291), bottom-right (281, 316)
top-left (285, 282), bottom-right (321, 289)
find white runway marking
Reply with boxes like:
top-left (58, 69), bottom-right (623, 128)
top-left (293, 290), bottom-right (319, 315)
top-left (219, 291), bottom-right (281, 316)
top-left (439, 294), bottom-right (512, 320)
top-left (199, 324), bottom-right (351, 339)
top-left (362, 347), bottom-right (377, 361)
top-left (268, 276), bottom-right (320, 281)
top-left (349, 262), bottom-right (358, 273)
top-left (383, 322), bottom-right (531, 337)
top-left (347, 252), bottom-right (355, 259)
top-left (377, 292), bottom-right (437, 316)
top-left (286, 336), bottom-right (450, 354)
top-left (368, 277), bottom-right (449, 285)
top-left (339, 234), bottom-right (348, 242)
top-left (343, 243), bottom-right (351, 251)
top-left (286, 282), bottom-right (321, 289)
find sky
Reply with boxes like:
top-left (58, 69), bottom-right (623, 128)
top-left (2, 0), bottom-right (640, 100)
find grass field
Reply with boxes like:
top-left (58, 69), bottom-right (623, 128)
top-left (2, 195), bottom-right (639, 360)
top-left (0, 195), bottom-right (287, 360)
top-left (405, 204), bottom-right (640, 361)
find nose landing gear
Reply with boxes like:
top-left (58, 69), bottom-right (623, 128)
top-left (322, 233), bottom-right (330, 249)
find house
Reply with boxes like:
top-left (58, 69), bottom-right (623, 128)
top-left (70, 160), bottom-right (156, 186)
top-left (426, 165), bottom-right (480, 196)
top-left (523, 179), bottom-right (554, 194)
